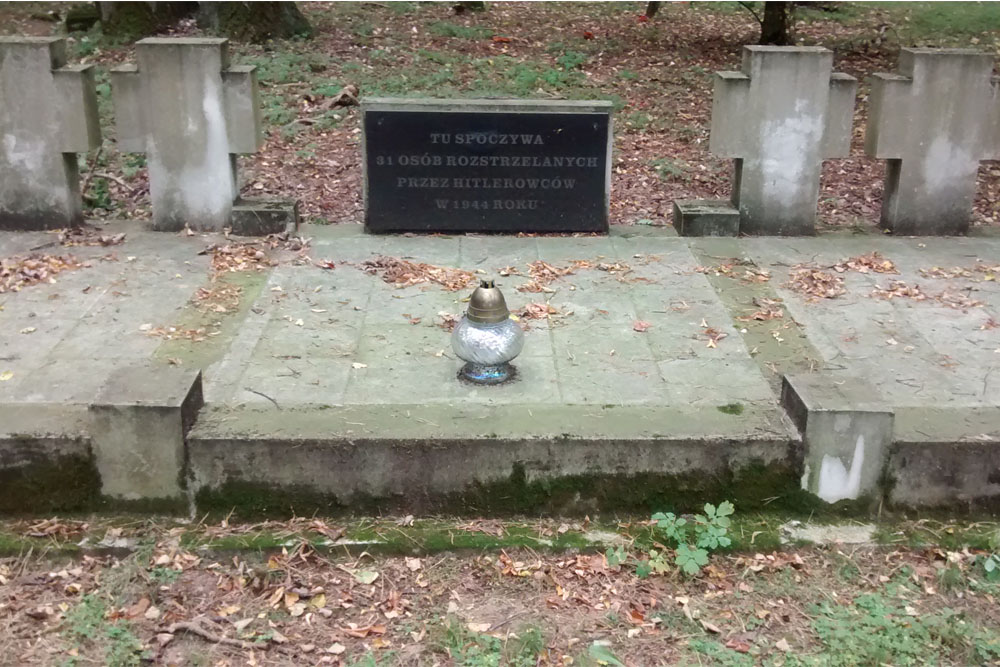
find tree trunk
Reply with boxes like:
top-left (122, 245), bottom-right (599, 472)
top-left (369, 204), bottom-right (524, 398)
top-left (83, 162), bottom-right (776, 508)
top-left (760, 1), bottom-right (794, 45)
top-left (197, 2), bottom-right (313, 42)
top-left (453, 1), bottom-right (485, 13)
top-left (98, 2), bottom-right (197, 39)
top-left (645, 2), bottom-right (662, 19)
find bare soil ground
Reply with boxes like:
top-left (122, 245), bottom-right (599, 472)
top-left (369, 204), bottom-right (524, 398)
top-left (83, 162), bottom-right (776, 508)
top-left (2, 516), bottom-right (1000, 665)
top-left (2, 2), bottom-right (1000, 230)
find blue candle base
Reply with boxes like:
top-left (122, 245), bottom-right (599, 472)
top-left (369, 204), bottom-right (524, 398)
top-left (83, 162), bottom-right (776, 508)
top-left (458, 362), bottom-right (516, 385)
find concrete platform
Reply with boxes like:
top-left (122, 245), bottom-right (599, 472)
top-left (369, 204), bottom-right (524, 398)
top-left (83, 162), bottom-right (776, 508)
top-left (2, 222), bottom-right (1000, 515)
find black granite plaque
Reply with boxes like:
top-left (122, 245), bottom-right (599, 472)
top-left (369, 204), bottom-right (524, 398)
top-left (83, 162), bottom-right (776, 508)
top-left (363, 100), bottom-right (611, 233)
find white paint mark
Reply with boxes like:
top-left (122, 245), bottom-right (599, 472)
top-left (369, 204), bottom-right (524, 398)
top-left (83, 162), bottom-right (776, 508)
top-left (147, 71), bottom-right (234, 228)
top-left (2, 134), bottom-right (44, 174)
top-left (758, 111), bottom-right (822, 209)
top-left (922, 136), bottom-right (977, 197)
top-left (816, 434), bottom-right (865, 503)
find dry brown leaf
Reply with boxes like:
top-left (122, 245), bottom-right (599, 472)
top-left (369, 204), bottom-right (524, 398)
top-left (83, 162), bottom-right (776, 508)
top-left (786, 265), bottom-right (846, 299)
top-left (834, 251), bottom-right (898, 274)
top-left (360, 255), bottom-right (474, 291)
top-left (58, 227), bottom-right (126, 247)
top-left (0, 253), bottom-right (88, 293)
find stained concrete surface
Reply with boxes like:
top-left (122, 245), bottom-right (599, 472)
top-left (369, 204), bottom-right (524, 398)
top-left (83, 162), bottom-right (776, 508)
top-left (2, 222), bottom-right (999, 512)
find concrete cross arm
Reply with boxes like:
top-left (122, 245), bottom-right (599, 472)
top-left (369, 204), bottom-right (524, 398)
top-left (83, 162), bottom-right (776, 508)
top-left (708, 70), bottom-right (750, 157)
top-left (863, 72), bottom-right (910, 159)
top-left (0, 36), bottom-right (100, 155)
top-left (821, 72), bottom-right (857, 159)
top-left (223, 64), bottom-right (263, 154)
top-left (110, 64), bottom-right (145, 153)
top-left (710, 66), bottom-right (855, 160)
top-left (52, 63), bottom-right (101, 154)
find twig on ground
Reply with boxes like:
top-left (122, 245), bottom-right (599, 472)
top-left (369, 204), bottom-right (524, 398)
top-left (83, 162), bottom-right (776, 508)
top-left (244, 388), bottom-right (281, 409)
top-left (160, 621), bottom-right (261, 650)
top-left (93, 172), bottom-right (137, 192)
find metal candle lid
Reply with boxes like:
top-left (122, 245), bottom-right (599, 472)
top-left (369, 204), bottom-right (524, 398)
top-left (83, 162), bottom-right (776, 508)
top-left (466, 279), bottom-right (510, 324)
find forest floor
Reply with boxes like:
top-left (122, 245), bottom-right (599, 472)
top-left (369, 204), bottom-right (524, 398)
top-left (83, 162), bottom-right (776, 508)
top-left (3, 1), bottom-right (1000, 229)
top-left (2, 515), bottom-right (1000, 666)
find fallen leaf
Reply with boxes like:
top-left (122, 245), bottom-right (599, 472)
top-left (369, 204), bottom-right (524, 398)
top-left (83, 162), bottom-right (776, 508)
top-left (633, 320), bottom-right (652, 332)
top-left (0, 371), bottom-right (13, 382)
top-left (327, 643), bottom-right (346, 655)
top-left (354, 569), bottom-right (379, 585)
top-left (360, 255), bottom-right (474, 291)
top-left (127, 597), bottom-right (151, 619)
top-left (725, 638), bottom-right (751, 653)
top-left (233, 617), bottom-right (254, 632)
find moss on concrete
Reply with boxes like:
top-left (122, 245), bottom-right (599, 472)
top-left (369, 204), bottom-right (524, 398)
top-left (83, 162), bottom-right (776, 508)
top-left (196, 481), bottom-right (348, 518)
top-left (154, 270), bottom-right (269, 369)
top-left (0, 451), bottom-right (100, 514)
top-left (95, 495), bottom-right (189, 516)
top-left (0, 447), bottom-right (187, 516)
top-left (688, 242), bottom-right (823, 393)
top-left (195, 457), bottom-right (812, 519)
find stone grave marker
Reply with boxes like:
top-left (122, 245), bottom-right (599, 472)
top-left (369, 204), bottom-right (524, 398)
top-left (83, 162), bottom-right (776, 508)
top-left (866, 48), bottom-right (1000, 235)
top-left (362, 98), bottom-right (613, 233)
top-left (0, 36), bottom-right (100, 230)
top-left (677, 46), bottom-right (856, 236)
top-left (112, 38), bottom-right (294, 234)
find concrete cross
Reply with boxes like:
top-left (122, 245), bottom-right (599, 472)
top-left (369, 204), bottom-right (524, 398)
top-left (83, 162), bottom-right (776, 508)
top-left (866, 48), bottom-right (1000, 235)
top-left (710, 46), bottom-right (856, 235)
top-left (112, 38), bottom-right (262, 231)
top-left (0, 37), bottom-right (100, 230)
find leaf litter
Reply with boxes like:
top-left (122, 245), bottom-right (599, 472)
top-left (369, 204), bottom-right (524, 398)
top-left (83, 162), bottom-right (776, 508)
top-left (56, 226), bottom-right (127, 248)
top-left (0, 254), bottom-right (89, 293)
top-left (695, 260), bottom-right (771, 284)
top-left (785, 265), bottom-right (847, 300)
top-left (4, 514), bottom-right (1000, 665)
top-left (359, 256), bottom-right (476, 291)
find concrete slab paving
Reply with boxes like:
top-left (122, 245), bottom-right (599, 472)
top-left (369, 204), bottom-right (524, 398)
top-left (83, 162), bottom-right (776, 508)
top-left (2, 222), bottom-right (1000, 513)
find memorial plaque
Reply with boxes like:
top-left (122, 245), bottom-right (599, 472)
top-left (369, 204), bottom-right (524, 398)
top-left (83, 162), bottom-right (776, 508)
top-left (362, 98), bottom-right (613, 233)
